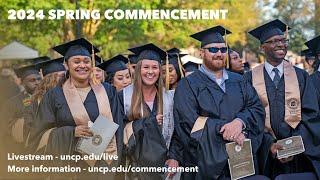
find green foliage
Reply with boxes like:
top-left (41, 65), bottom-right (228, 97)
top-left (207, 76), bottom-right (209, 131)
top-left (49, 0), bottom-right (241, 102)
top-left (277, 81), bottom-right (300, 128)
top-left (0, 0), bottom-right (266, 59)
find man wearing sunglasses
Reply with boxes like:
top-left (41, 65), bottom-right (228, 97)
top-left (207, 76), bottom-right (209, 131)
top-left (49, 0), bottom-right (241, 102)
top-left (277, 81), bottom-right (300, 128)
top-left (245, 19), bottom-right (320, 180)
top-left (171, 25), bottom-right (266, 179)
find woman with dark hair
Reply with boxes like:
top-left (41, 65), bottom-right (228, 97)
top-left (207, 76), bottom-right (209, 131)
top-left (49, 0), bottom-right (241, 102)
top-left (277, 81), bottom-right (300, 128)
top-left (121, 43), bottom-right (179, 180)
top-left (29, 38), bottom-right (124, 179)
top-left (98, 54), bottom-right (131, 91)
top-left (161, 48), bottom-right (185, 90)
top-left (306, 36), bottom-right (320, 96)
top-left (227, 49), bottom-right (244, 74)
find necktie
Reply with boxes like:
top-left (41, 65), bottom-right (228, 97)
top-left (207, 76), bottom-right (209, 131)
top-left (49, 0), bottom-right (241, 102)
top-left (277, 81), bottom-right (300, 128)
top-left (272, 68), bottom-right (281, 87)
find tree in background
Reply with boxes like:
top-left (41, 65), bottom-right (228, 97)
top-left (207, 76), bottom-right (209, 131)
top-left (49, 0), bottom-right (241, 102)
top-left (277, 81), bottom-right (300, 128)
top-left (0, 0), bottom-right (261, 59)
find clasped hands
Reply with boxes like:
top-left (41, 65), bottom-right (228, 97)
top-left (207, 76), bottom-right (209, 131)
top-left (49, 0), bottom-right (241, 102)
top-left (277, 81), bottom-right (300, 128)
top-left (220, 119), bottom-right (245, 146)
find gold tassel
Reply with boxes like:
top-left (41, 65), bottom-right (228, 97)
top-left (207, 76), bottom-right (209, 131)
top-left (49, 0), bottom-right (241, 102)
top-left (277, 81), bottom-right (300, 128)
top-left (176, 53), bottom-right (185, 78)
top-left (285, 25), bottom-right (289, 40)
top-left (39, 68), bottom-right (44, 79)
top-left (165, 52), bottom-right (170, 90)
top-left (224, 28), bottom-right (229, 69)
top-left (127, 55), bottom-right (133, 79)
top-left (91, 45), bottom-right (99, 85)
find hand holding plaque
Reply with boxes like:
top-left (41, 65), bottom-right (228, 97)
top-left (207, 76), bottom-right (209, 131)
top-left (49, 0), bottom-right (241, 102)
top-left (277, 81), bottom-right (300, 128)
top-left (276, 136), bottom-right (305, 159)
top-left (76, 115), bottom-right (119, 156)
top-left (226, 139), bottom-right (255, 180)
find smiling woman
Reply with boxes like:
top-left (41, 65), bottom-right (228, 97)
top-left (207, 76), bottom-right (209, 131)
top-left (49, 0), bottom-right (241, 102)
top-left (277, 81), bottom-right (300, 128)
top-left (98, 54), bottom-right (131, 91)
top-left (28, 38), bottom-right (125, 179)
top-left (120, 43), bottom-right (179, 179)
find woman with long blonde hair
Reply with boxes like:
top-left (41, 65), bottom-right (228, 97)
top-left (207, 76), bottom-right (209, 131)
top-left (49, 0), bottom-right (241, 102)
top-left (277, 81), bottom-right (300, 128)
top-left (120, 43), bottom-right (179, 180)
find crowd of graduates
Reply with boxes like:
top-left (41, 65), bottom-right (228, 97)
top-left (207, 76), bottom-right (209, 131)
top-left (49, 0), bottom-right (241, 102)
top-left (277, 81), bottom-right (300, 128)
top-left (1, 18), bottom-right (320, 180)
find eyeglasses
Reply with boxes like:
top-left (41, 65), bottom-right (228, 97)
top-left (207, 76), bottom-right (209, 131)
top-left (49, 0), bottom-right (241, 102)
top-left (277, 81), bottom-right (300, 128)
top-left (203, 47), bottom-right (228, 53)
top-left (264, 39), bottom-right (289, 46)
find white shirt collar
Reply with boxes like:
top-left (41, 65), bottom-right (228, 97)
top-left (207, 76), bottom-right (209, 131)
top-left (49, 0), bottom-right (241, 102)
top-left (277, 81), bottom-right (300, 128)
top-left (264, 60), bottom-right (284, 79)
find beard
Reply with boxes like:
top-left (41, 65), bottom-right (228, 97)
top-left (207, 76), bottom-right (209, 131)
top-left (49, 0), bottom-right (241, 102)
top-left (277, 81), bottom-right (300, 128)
top-left (204, 57), bottom-right (225, 71)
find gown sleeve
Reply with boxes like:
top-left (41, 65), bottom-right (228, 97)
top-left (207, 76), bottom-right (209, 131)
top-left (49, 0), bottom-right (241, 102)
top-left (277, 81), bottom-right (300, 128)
top-left (28, 88), bottom-right (75, 156)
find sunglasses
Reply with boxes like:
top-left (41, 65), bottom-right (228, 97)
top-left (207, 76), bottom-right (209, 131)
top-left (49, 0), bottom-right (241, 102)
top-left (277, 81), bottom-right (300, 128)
top-left (203, 47), bottom-right (228, 53)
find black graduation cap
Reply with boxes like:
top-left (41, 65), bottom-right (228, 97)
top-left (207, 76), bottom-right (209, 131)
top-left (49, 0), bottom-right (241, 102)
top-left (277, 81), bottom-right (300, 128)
top-left (128, 43), bottom-right (166, 63)
top-left (163, 52), bottom-right (187, 78)
top-left (128, 54), bottom-right (139, 64)
top-left (190, 25), bottom-right (231, 47)
top-left (36, 57), bottom-right (66, 76)
top-left (98, 55), bottom-right (128, 74)
top-left (25, 56), bottom-right (50, 65)
top-left (167, 47), bottom-right (181, 54)
top-left (248, 19), bottom-right (291, 43)
top-left (183, 61), bottom-right (199, 72)
top-left (52, 38), bottom-right (100, 61)
top-left (14, 64), bottom-right (40, 79)
top-left (305, 35), bottom-right (320, 55)
top-left (94, 55), bottom-right (103, 67)
top-left (301, 49), bottom-right (315, 59)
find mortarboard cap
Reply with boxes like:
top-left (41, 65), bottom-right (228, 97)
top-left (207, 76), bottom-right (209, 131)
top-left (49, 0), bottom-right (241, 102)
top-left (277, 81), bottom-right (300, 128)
top-left (248, 19), bottom-right (291, 43)
top-left (128, 43), bottom-right (166, 63)
top-left (183, 61), bottom-right (199, 72)
top-left (128, 54), bottom-right (139, 64)
top-left (94, 55), bottom-right (103, 67)
top-left (190, 25), bottom-right (231, 47)
top-left (26, 56), bottom-right (50, 65)
top-left (98, 55), bottom-right (128, 74)
top-left (14, 64), bottom-right (40, 79)
top-left (36, 57), bottom-right (66, 76)
top-left (163, 51), bottom-right (187, 78)
top-left (301, 49), bottom-right (315, 59)
top-left (167, 48), bottom-right (181, 54)
top-left (52, 38), bottom-right (100, 61)
top-left (305, 35), bottom-right (320, 55)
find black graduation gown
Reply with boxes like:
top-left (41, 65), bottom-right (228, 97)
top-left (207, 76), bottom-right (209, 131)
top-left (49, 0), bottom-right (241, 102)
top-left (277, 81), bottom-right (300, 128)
top-left (1, 91), bottom-right (33, 150)
top-left (29, 82), bottom-right (124, 180)
top-left (0, 91), bottom-right (35, 179)
top-left (244, 67), bottom-right (320, 179)
top-left (119, 92), bottom-right (168, 180)
top-left (173, 70), bottom-right (265, 180)
top-left (310, 71), bottom-right (320, 104)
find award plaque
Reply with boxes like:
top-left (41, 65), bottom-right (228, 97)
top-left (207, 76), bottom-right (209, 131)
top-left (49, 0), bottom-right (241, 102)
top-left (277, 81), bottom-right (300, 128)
top-left (277, 136), bottom-right (305, 159)
top-left (226, 139), bottom-right (255, 180)
top-left (76, 115), bottom-right (119, 156)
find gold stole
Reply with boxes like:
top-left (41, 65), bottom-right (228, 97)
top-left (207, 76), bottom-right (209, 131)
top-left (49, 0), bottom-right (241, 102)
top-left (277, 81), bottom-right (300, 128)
top-left (63, 79), bottom-right (117, 166)
top-left (252, 61), bottom-right (301, 137)
top-left (36, 79), bottom-right (117, 167)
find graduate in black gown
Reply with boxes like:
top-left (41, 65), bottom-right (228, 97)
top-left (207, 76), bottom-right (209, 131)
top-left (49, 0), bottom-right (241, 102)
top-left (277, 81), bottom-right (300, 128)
top-left (29, 38), bottom-right (124, 180)
top-left (245, 19), bottom-right (320, 179)
top-left (127, 54), bottom-right (139, 80)
top-left (305, 36), bottom-right (320, 97)
top-left (301, 49), bottom-right (316, 74)
top-left (161, 48), bottom-right (185, 90)
top-left (1, 63), bottom-right (42, 149)
top-left (182, 60), bottom-right (200, 77)
top-left (120, 43), bottom-right (178, 180)
top-left (173, 25), bottom-right (266, 180)
top-left (227, 48), bottom-right (244, 75)
top-left (26, 57), bottom-right (66, 146)
top-left (98, 55), bottom-right (131, 91)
